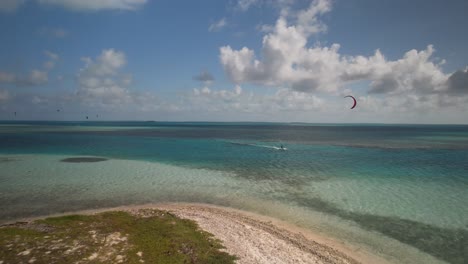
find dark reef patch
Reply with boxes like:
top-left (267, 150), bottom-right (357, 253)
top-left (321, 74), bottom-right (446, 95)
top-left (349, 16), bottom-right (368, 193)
top-left (60, 157), bottom-right (108, 163)
top-left (291, 196), bottom-right (468, 264)
top-left (0, 157), bottom-right (17, 163)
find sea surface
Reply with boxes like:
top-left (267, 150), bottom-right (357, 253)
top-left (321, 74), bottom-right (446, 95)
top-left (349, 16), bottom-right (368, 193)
top-left (1, 121), bottom-right (467, 264)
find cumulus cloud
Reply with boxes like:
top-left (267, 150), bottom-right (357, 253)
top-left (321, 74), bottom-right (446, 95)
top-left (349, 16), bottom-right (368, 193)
top-left (80, 49), bottom-right (126, 77)
top-left (77, 49), bottom-right (131, 104)
top-left (364, 46), bottom-right (448, 95)
top-left (295, 0), bottom-right (331, 35)
top-left (0, 49), bottom-right (179, 119)
top-left (190, 85), bottom-right (252, 112)
top-left (193, 85), bottom-right (241, 99)
top-left (0, 70), bottom-right (48, 86)
top-left (447, 68), bottom-right (468, 94)
top-left (209, 18), bottom-right (227, 32)
top-left (219, 18), bottom-right (344, 93)
top-left (0, 0), bottom-right (24, 12)
top-left (214, 0), bottom-right (468, 122)
top-left (220, 0), bottom-right (465, 105)
top-left (187, 83), bottom-right (468, 122)
top-left (220, 0), bottom-right (338, 92)
top-left (37, 0), bottom-right (147, 11)
top-left (237, 0), bottom-right (259, 11)
top-left (75, 49), bottom-right (178, 113)
top-left (190, 84), bottom-right (323, 115)
top-left (0, 50), bottom-right (58, 87)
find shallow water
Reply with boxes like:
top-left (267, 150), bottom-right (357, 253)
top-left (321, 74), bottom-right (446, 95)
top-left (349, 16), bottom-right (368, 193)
top-left (1, 122), bottom-right (467, 264)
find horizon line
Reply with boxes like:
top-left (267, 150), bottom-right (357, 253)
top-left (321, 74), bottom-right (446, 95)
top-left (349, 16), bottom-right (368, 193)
top-left (1, 120), bottom-right (468, 126)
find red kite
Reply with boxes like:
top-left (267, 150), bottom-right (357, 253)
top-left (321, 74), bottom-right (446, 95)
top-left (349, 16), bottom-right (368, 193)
top-left (344, 95), bottom-right (357, 109)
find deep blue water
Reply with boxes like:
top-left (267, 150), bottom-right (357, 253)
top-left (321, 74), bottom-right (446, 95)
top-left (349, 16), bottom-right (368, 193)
top-left (2, 122), bottom-right (468, 183)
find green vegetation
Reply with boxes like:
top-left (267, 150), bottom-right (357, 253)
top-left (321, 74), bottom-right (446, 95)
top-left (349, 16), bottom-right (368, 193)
top-left (0, 209), bottom-right (237, 264)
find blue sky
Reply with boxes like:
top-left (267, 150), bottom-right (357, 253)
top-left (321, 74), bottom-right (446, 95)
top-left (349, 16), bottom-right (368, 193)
top-left (0, 0), bottom-right (467, 123)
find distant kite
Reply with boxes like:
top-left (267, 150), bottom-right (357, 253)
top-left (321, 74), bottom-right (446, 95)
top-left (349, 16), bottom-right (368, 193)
top-left (14, 112), bottom-right (16, 116)
top-left (86, 116), bottom-right (89, 120)
top-left (57, 109), bottom-right (60, 112)
top-left (344, 95), bottom-right (357, 109)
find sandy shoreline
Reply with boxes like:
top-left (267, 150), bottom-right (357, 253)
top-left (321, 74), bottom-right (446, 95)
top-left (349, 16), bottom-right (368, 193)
top-left (2, 203), bottom-right (391, 264)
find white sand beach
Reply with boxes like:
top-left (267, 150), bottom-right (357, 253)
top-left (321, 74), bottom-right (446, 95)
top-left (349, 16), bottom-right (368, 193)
top-left (7, 203), bottom-right (391, 264)
top-left (150, 203), bottom-right (391, 264)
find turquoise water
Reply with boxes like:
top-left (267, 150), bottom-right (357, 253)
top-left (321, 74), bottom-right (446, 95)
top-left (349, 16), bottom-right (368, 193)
top-left (1, 122), bottom-right (467, 263)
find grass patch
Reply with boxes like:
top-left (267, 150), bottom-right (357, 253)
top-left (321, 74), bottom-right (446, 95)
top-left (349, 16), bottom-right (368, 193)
top-left (0, 209), bottom-right (236, 264)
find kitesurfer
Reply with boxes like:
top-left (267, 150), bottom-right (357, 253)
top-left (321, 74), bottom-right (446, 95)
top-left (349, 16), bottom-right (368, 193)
top-left (344, 95), bottom-right (357, 109)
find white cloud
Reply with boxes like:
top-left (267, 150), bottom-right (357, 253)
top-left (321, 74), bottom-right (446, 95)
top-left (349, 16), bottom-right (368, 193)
top-left (0, 53), bottom-right (178, 117)
top-left (191, 85), bottom-right (248, 112)
top-left (25, 50), bottom-right (60, 84)
top-left (209, 18), bottom-right (227, 32)
top-left (0, 51), bottom-right (58, 87)
top-left (0, 70), bottom-right (48, 86)
top-left (213, 0), bottom-right (468, 122)
top-left (185, 82), bottom-right (468, 123)
top-left (446, 67), bottom-right (468, 94)
top-left (237, 0), bottom-right (259, 11)
top-left (361, 46), bottom-right (448, 95)
top-left (220, 0), bottom-right (456, 98)
top-left (77, 49), bottom-right (130, 104)
top-left (295, 0), bottom-right (331, 35)
top-left (220, 17), bottom-right (345, 93)
top-left (80, 49), bottom-right (126, 77)
top-left (75, 49), bottom-right (177, 113)
top-left (37, 0), bottom-right (147, 11)
top-left (189, 85), bottom-right (324, 115)
top-left (0, 0), bottom-right (24, 12)
top-left (220, 0), bottom-right (337, 91)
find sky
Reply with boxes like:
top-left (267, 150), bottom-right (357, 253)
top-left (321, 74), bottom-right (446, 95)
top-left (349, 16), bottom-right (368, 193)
top-left (0, 0), bottom-right (467, 123)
